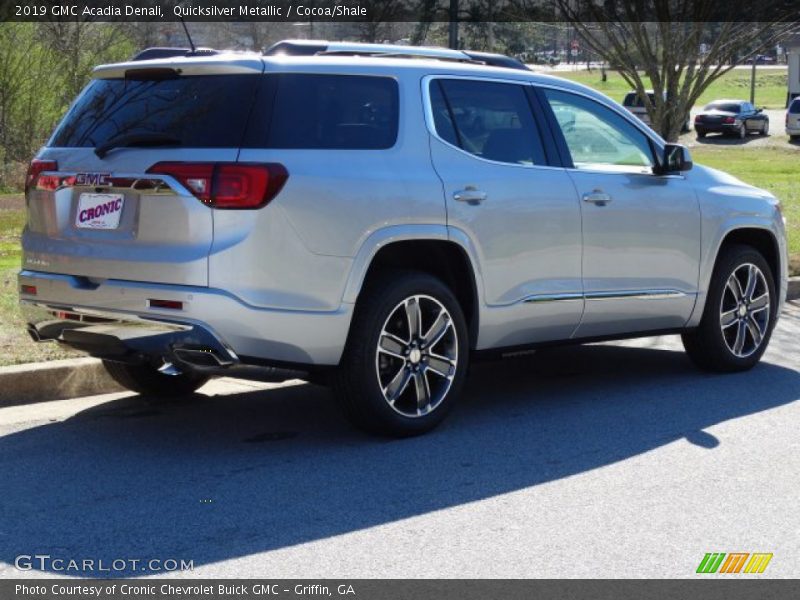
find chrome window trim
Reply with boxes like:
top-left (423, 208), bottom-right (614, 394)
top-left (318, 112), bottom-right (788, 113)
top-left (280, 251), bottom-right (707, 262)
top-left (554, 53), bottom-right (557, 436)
top-left (421, 74), bottom-right (672, 177)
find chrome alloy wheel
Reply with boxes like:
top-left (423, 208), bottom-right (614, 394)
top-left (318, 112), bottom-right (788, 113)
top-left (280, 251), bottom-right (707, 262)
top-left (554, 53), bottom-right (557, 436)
top-left (375, 295), bottom-right (458, 417)
top-left (719, 263), bottom-right (770, 358)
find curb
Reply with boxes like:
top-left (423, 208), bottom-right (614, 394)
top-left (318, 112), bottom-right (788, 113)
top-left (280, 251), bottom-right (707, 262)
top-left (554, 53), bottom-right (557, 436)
top-left (0, 358), bottom-right (123, 408)
top-left (788, 276), bottom-right (800, 301)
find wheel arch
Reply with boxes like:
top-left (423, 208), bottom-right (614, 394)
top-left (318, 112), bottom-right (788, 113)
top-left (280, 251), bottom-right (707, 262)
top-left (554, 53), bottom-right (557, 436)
top-left (690, 224), bottom-right (784, 327)
top-left (342, 226), bottom-right (483, 349)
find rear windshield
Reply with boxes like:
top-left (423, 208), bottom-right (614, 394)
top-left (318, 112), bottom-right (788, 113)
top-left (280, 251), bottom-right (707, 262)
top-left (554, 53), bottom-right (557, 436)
top-left (50, 74), bottom-right (260, 148)
top-left (703, 102), bottom-right (741, 113)
top-left (790, 99), bottom-right (800, 114)
top-left (253, 74), bottom-right (399, 149)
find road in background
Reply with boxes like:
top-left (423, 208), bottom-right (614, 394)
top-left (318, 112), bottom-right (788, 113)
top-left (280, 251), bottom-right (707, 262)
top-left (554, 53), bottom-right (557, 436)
top-left (0, 304), bottom-right (798, 579)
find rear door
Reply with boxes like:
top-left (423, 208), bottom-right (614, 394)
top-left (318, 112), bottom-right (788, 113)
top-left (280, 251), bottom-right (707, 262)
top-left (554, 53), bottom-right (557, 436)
top-left (426, 76), bottom-right (583, 348)
top-left (23, 58), bottom-right (264, 286)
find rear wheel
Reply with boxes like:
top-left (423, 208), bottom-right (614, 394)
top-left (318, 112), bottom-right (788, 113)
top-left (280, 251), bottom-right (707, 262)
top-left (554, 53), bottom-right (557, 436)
top-left (682, 245), bottom-right (776, 372)
top-left (103, 360), bottom-right (210, 398)
top-left (334, 270), bottom-right (468, 437)
top-left (737, 123), bottom-right (747, 139)
top-left (696, 129), bottom-right (706, 139)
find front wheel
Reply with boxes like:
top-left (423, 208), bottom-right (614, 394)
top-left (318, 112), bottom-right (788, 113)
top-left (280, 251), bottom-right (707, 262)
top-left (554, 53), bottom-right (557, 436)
top-left (760, 120), bottom-right (769, 135)
top-left (682, 245), bottom-right (776, 372)
top-left (103, 360), bottom-right (210, 398)
top-left (334, 271), bottom-right (469, 437)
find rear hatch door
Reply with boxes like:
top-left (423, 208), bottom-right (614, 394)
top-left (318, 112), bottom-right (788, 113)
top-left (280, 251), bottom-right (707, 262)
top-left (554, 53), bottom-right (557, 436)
top-left (23, 56), bottom-right (265, 286)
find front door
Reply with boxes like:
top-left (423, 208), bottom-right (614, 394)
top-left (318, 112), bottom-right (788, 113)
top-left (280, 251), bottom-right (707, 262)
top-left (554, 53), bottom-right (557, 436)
top-left (539, 87), bottom-right (701, 338)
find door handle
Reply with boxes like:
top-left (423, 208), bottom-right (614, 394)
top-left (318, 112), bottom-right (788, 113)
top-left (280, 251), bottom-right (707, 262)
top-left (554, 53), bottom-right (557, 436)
top-left (582, 190), bottom-right (612, 206)
top-left (453, 186), bottom-right (487, 205)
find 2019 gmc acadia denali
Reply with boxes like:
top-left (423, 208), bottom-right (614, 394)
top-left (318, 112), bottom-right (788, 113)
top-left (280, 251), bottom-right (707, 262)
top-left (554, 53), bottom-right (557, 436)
top-left (19, 41), bottom-right (787, 436)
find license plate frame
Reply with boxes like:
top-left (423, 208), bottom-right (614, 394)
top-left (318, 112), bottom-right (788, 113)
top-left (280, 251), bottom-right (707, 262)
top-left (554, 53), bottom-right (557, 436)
top-left (75, 193), bottom-right (125, 230)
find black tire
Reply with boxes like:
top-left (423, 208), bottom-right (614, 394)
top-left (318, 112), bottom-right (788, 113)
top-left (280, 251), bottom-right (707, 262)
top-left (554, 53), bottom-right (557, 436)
top-left (682, 244), bottom-right (777, 373)
top-left (789, 134), bottom-right (798, 143)
top-left (738, 123), bottom-right (747, 139)
top-left (334, 270), bottom-right (469, 437)
top-left (760, 120), bottom-right (769, 136)
top-left (103, 360), bottom-right (210, 398)
top-left (696, 129), bottom-right (706, 139)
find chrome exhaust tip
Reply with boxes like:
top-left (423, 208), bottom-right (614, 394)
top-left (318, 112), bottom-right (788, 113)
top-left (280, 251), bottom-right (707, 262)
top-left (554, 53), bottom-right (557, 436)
top-left (157, 362), bottom-right (182, 376)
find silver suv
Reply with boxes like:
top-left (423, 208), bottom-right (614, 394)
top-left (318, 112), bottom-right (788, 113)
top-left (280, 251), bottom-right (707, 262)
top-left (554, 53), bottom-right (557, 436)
top-left (20, 41), bottom-right (787, 436)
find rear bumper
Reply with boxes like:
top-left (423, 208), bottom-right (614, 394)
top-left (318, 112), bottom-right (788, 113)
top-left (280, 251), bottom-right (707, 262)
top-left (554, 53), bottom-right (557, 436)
top-left (19, 270), bottom-right (352, 367)
top-left (694, 123), bottom-right (739, 133)
top-left (23, 301), bottom-right (239, 369)
top-left (786, 125), bottom-right (800, 135)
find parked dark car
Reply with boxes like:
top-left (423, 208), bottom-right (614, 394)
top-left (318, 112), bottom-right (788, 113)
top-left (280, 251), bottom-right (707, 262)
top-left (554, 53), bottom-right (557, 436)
top-left (694, 100), bottom-right (769, 139)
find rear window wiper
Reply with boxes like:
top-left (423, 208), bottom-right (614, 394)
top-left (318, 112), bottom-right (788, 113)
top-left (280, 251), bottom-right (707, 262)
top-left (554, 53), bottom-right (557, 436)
top-left (95, 133), bottom-right (181, 159)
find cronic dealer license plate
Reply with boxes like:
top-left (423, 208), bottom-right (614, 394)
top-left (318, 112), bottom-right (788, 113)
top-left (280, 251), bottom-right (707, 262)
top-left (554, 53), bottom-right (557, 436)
top-left (75, 193), bottom-right (125, 229)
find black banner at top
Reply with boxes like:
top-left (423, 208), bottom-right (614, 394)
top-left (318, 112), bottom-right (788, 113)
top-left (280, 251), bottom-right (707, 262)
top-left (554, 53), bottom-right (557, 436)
top-left (2, 0), bottom-right (800, 23)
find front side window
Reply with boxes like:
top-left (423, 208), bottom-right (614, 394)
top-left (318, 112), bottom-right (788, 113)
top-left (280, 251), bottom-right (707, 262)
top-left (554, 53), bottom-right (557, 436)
top-left (542, 88), bottom-right (654, 171)
top-left (430, 79), bottom-right (546, 166)
top-left (790, 99), bottom-right (800, 114)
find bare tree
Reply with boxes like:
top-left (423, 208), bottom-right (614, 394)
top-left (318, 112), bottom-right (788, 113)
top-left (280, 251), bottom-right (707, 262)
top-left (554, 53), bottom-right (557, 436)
top-left (546, 1), bottom-right (798, 141)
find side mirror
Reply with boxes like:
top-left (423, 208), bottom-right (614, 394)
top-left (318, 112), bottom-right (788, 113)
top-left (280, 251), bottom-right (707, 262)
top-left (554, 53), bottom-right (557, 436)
top-left (655, 143), bottom-right (693, 175)
top-left (756, 107), bottom-right (764, 113)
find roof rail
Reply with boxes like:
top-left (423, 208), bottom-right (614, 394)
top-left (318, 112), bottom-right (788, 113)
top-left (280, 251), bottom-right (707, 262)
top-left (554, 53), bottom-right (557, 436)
top-left (263, 40), bottom-right (530, 71)
top-left (461, 51), bottom-right (530, 71)
top-left (132, 47), bottom-right (220, 61)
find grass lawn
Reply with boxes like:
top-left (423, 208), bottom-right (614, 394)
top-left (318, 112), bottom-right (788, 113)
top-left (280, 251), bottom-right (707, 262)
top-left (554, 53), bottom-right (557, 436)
top-left (690, 145), bottom-right (800, 257)
top-left (556, 68), bottom-right (789, 109)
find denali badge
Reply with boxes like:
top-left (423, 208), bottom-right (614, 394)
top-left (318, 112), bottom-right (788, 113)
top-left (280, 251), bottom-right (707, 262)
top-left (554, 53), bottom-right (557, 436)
top-left (75, 172), bottom-right (112, 187)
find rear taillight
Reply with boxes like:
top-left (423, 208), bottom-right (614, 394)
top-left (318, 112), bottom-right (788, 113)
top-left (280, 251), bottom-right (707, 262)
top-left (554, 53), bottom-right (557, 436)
top-left (25, 159), bottom-right (58, 193)
top-left (723, 116), bottom-right (736, 124)
top-left (147, 162), bottom-right (288, 209)
top-left (694, 115), bottom-right (701, 122)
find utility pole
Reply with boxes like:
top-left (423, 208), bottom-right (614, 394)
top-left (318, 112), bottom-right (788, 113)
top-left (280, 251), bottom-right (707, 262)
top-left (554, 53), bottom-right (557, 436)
top-left (448, 0), bottom-right (459, 49)
top-left (750, 57), bottom-right (757, 104)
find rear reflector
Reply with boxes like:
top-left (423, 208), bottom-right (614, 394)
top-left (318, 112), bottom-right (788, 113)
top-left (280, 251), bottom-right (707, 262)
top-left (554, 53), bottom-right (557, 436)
top-left (149, 299), bottom-right (183, 310)
top-left (20, 285), bottom-right (37, 296)
top-left (25, 159), bottom-right (58, 193)
top-left (147, 162), bottom-right (288, 209)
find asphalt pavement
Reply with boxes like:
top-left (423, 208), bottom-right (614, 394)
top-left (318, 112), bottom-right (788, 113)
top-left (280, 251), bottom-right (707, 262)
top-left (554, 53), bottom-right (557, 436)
top-left (1, 303), bottom-right (798, 579)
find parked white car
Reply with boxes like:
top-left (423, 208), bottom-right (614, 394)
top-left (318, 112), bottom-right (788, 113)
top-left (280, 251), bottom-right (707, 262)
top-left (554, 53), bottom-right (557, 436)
top-left (623, 90), bottom-right (690, 133)
top-left (786, 97), bottom-right (800, 141)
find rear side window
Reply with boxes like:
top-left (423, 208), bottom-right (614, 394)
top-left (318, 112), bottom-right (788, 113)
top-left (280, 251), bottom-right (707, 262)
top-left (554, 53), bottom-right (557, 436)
top-left (431, 79), bottom-right (546, 166)
top-left (50, 75), bottom-right (260, 148)
top-left (789, 99), bottom-right (800, 114)
top-left (263, 74), bottom-right (398, 149)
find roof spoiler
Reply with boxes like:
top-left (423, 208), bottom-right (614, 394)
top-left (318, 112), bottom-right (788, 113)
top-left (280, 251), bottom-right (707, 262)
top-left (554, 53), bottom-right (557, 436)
top-left (132, 47), bottom-right (220, 61)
